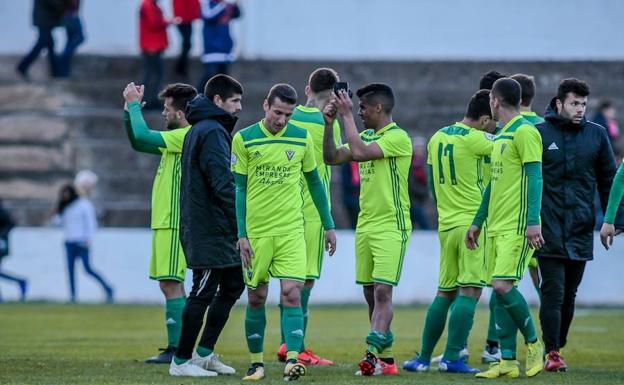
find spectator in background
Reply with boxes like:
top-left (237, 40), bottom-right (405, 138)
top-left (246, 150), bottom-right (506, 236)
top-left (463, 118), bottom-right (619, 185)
top-left (16, 0), bottom-right (66, 79)
top-left (409, 136), bottom-right (431, 230)
top-left (56, 0), bottom-right (85, 78)
top-left (341, 162), bottom-right (360, 229)
top-left (53, 172), bottom-right (113, 303)
top-left (173, 0), bottom-right (200, 77)
top-left (593, 99), bottom-right (620, 153)
top-left (0, 199), bottom-right (28, 302)
top-left (139, 0), bottom-right (175, 109)
top-left (198, 0), bottom-right (240, 91)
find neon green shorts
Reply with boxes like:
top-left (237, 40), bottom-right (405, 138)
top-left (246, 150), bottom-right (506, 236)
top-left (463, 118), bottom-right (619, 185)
top-left (355, 230), bottom-right (410, 286)
top-left (528, 256), bottom-right (538, 269)
top-left (304, 221), bottom-right (325, 280)
top-left (438, 226), bottom-right (487, 291)
top-left (150, 228), bottom-right (186, 282)
top-left (244, 232), bottom-right (306, 289)
top-left (486, 233), bottom-right (534, 282)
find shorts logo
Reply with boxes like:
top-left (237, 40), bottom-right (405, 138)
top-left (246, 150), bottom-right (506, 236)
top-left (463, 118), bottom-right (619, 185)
top-left (285, 149), bottom-right (295, 161)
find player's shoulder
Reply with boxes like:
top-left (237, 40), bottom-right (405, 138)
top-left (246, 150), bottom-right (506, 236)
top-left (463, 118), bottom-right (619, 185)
top-left (383, 123), bottom-right (411, 141)
top-left (283, 122), bottom-right (309, 139)
top-left (291, 106), bottom-right (324, 126)
top-left (237, 122), bottom-right (265, 142)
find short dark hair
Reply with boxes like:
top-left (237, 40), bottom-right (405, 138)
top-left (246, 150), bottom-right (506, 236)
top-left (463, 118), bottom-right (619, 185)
top-left (479, 70), bottom-right (507, 90)
top-left (466, 89), bottom-right (492, 120)
top-left (158, 83), bottom-right (198, 111)
top-left (309, 67), bottom-right (339, 93)
top-left (204, 74), bottom-right (244, 102)
top-left (510, 73), bottom-right (536, 107)
top-left (267, 83), bottom-right (298, 106)
top-left (557, 78), bottom-right (590, 102)
top-left (356, 83), bottom-right (395, 113)
top-left (491, 78), bottom-right (521, 108)
top-left (599, 99), bottom-right (613, 111)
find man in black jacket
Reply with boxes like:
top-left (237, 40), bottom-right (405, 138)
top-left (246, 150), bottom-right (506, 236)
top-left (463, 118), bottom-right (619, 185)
top-left (169, 75), bottom-right (245, 377)
top-left (536, 78), bottom-right (624, 372)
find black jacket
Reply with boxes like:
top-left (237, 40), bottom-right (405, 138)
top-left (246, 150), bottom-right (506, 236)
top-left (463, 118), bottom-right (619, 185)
top-left (33, 0), bottom-right (67, 28)
top-left (0, 204), bottom-right (15, 258)
top-left (536, 98), bottom-right (624, 261)
top-left (179, 95), bottom-right (239, 269)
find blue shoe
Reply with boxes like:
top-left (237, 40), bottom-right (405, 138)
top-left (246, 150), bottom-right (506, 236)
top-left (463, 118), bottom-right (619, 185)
top-left (403, 354), bottom-right (430, 372)
top-left (438, 359), bottom-right (480, 374)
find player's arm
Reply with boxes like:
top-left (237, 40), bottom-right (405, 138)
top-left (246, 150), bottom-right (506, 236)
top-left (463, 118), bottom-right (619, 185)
top-left (516, 126), bottom-right (545, 249)
top-left (322, 102), bottom-right (352, 165)
top-left (123, 82), bottom-right (166, 148)
top-left (123, 111), bottom-right (161, 155)
top-left (334, 90), bottom-right (384, 162)
top-left (601, 163), bottom-right (624, 250)
top-left (465, 182), bottom-right (490, 250)
top-left (231, 133), bottom-right (253, 267)
top-left (427, 164), bottom-right (436, 204)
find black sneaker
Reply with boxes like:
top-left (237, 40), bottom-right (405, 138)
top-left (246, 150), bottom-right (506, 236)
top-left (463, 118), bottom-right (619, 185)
top-left (145, 346), bottom-right (176, 364)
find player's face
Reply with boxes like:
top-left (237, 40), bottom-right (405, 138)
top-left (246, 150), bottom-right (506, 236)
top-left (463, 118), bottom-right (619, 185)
top-left (357, 101), bottom-right (378, 129)
top-left (489, 93), bottom-right (500, 121)
top-left (263, 98), bottom-right (294, 133)
top-left (162, 97), bottom-right (183, 130)
top-left (557, 93), bottom-right (587, 124)
top-left (216, 93), bottom-right (243, 116)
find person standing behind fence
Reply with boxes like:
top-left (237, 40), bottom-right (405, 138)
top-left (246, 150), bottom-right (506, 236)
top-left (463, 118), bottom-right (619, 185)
top-left (56, 0), bottom-right (85, 78)
top-left (172, 0), bottom-right (200, 77)
top-left (16, 0), bottom-right (66, 79)
top-left (0, 199), bottom-right (28, 302)
top-left (197, 0), bottom-right (240, 91)
top-left (139, 0), bottom-right (175, 109)
top-left (53, 172), bottom-right (113, 303)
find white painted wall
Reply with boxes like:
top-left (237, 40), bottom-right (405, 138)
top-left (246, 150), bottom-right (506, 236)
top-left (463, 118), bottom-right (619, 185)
top-left (1, 0), bottom-right (623, 60)
top-left (1, 228), bottom-right (622, 305)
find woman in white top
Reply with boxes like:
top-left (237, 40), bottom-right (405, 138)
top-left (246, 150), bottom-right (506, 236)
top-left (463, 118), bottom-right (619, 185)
top-left (54, 171), bottom-right (113, 302)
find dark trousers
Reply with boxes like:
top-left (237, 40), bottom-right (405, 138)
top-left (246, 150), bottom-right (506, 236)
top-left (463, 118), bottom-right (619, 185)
top-left (17, 26), bottom-right (58, 76)
top-left (57, 14), bottom-right (85, 77)
top-left (175, 23), bottom-right (193, 76)
top-left (141, 51), bottom-right (164, 109)
top-left (198, 62), bottom-right (229, 93)
top-left (538, 257), bottom-right (586, 353)
top-left (65, 241), bottom-right (112, 302)
top-left (176, 265), bottom-right (245, 359)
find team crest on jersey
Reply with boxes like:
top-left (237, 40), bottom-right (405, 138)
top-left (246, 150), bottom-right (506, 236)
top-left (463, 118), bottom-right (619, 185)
top-left (500, 143), bottom-right (506, 154)
top-left (285, 149), bottom-right (295, 161)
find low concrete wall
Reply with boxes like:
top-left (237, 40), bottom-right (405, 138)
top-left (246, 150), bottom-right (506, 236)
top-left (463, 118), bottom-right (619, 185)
top-left (1, 228), bottom-right (622, 306)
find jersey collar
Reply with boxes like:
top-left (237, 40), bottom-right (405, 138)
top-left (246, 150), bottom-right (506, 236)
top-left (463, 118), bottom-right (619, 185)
top-left (520, 111), bottom-right (537, 117)
top-left (259, 119), bottom-right (286, 138)
top-left (500, 114), bottom-right (523, 133)
top-left (297, 105), bottom-right (320, 113)
top-left (376, 121), bottom-right (397, 135)
top-left (454, 121), bottom-right (474, 131)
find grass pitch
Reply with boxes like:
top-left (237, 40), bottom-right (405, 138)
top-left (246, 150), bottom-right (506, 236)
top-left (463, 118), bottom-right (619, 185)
top-left (1, 303), bottom-right (623, 384)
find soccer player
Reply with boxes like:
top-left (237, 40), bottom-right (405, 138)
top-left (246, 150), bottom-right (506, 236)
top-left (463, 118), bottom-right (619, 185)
top-left (479, 70), bottom-right (507, 93)
top-left (275, 68), bottom-right (340, 366)
top-left (601, 164), bottom-right (624, 249)
top-left (232, 84), bottom-right (337, 381)
top-left (170, 74), bottom-right (246, 377)
top-left (323, 85), bottom-right (412, 376)
top-left (465, 78), bottom-right (545, 379)
top-left (403, 90), bottom-right (496, 374)
top-left (511, 73), bottom-right (545, 126)
top-left (122, 82), bottom-right (197, 364)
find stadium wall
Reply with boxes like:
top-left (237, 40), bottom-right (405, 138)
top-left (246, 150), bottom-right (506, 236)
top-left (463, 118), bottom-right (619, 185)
top-left (1, 0), bottom-right (623, 60)
top-left (1, 228), bottom-right (623, 306)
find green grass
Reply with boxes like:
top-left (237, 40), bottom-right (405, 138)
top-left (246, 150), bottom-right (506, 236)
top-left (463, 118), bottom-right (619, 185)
top-left (1, 304), bottom-right (623, 384)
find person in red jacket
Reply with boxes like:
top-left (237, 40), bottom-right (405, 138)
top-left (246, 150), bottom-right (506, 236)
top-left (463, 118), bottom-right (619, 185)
top-left (140, 0), bottom-right (171, 109)
top-left (173, 0), bottom-right (200, 77)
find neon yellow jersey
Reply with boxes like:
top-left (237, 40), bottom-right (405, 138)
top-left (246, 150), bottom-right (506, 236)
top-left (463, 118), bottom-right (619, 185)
top-left (231, 120), bottom-right (317, 237)
top-left (488, 115), bottom-right (542, 235)
top-left (290, 105), bottom-right (341, 222)
top-left (344, 122), bottom-right (412, 232)
top-left (427, 122), bottom-right (494, 231)
top-left (520, 111), bottom-right (545, 125)
top-left (151, 126), bottom-right (190, 229)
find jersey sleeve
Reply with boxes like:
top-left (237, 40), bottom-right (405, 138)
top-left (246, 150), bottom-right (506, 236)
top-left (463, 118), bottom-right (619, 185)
top-left (160, 128), bottom-right (189, 153)
top-left (426, 137), bottom-right (434, 166)
top-left (231, 132), bottom-right (248, 175)
top-left (377, 129), bottom-right (413, 158)
top-left (515, 125), bottom-right (543, 164)
top-left (332, 119), bottom-right (342, 147)
top-left (302, 132), bottom-right (317, 173)
top-left (468, 130), bottom-right (495, 157)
